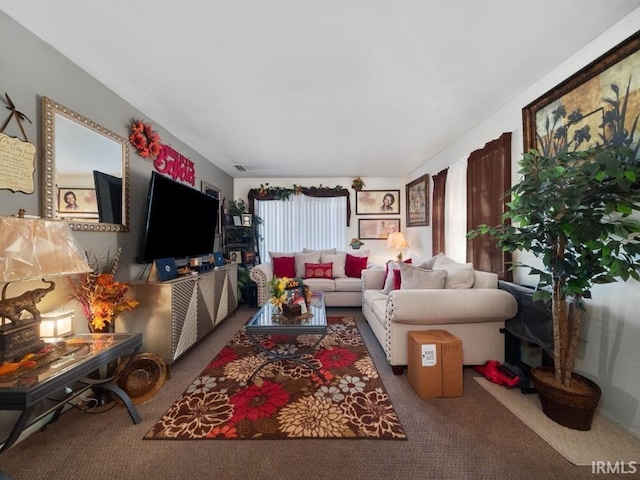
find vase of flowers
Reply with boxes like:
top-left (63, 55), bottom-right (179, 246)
top-left (69, 248), bottom-right (139, 333)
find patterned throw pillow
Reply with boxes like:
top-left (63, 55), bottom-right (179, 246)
top-left (304, 262), bottom-right (333, 279)
top-left (272, 256), bottom-right (296, 278)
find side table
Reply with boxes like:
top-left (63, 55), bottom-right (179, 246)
top-left (0, 333), bottom-right (142, 454)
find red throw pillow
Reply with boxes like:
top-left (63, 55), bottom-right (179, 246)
top-left (345, 254), bottom-right (368, 278)
top-left (393, 268), bottom-right (402, 290)
top-left (304, 262), bottom-right (333, 279)
top-left (272, 256), bottom-right (296, 278)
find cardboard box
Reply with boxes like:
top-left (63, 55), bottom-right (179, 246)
top-left (407, 330), bottom-right (463, 398)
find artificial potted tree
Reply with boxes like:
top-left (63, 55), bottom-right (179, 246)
top-left (469, 145), bottom-right (640, 430)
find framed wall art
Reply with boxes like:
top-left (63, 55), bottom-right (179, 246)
top-left (356, 190), bottom-right (400, 215)
top-left (523, 31), bottom-right (640, 155)
top-left (57, 187), bottom-right (98, 215)
top-left (406, 174), bottom-right (429, 227)
top-left (358, 218), bottom-right (401, 240)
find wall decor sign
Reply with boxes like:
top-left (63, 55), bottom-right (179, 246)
top-left (154, 144), bottom-right (196, 186)
top-left (523, 31), bottom-right (640, 155)
top-left (358, 218), bottom-right (401, 240)
top-left (406, 174), bottom-right (429, 227)
top-left (356, 190), bottom-right (401, 215)
top-left (0, 132), bottom-right (35, 194)
top-left (0, 93), bottom-right (35, 194)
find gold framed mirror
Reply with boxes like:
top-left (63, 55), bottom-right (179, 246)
top-left (41, 97), bottom-right (130, 232)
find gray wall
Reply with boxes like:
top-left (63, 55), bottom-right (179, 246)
top-left (0, 10), bottom-right (234, 280)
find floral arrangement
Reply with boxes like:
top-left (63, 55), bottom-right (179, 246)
top-left (129, 119), bottom-right (162, 159)
top-left (69, 248), bottom-right (139, 332)
top-left (351, 177), bottom-right (365, 190)
top-left (268, 277), bottom-right (311, 310)
top-left (255, 183), bottom-right (344, 200)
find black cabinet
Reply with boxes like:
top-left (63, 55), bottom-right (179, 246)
top-left (222, 218), bottom-right (259, 267)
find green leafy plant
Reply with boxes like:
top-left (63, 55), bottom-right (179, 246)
top-left (236, 264), bottom-right (251, 303)
top-left (468, 146), bottom-right (640, 387)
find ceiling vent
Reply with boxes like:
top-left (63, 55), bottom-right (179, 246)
top-left (233, 164), bottom-right (248, 172)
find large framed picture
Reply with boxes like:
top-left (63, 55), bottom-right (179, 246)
top-left (358, 218), bottom-right (401, 240)
top-left (406, 174), bottom-right (429, 227)
top-left (523, 31), bottom-right (640, 155)
top-left (356, 190), bottom-right (400, 215)
top-left (57, 187), bottom-right (98, 214)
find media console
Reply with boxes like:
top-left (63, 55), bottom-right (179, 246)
top-left (118, 264), bottom-right (238, 367)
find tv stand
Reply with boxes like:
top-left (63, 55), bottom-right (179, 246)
top-left (118, 264), bottom-right (238, 367)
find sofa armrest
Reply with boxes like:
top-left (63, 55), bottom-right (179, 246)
top-left (362, 268), bottom-right (386, 290)
top-left (249, 263), bottom-right (274, 306)
top-left (387, 289), bottom-right (517, 324)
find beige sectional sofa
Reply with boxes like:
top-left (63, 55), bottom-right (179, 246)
top-left (249, 248), bottom-right (380, 307)
top-left (362, 254), bottom-right (518, 374)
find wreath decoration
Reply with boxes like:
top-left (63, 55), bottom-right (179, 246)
top-left (129, 120), bottom-right (162, 159)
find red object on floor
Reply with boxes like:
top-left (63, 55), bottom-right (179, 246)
top-left (473, 360), bottom-right (520, 388)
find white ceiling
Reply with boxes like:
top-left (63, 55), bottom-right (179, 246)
top-left (2, 1), bottom-right (639, 178)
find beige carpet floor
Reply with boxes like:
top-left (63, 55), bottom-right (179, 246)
top-left (474, 377), bottom-right (640, 466)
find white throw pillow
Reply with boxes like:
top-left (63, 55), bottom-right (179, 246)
top-left (435, 262), bottom-right (475, 289)
top-left (398, 261), bottom-right (447, 289)
top-left (381, 260), bottom-right (400, 294)
top-left (407, 253), bottom-right (437, 270)
top-left (343, 248), bottom-right (370, 258)
top-left (321, 252), bottom-right (347, 278)
top-left (303, 248), bottom-right (337, 254)
top-left (432, 253), bottom-right (459, 268)
top-left (294, 252), bottom-right (321, 278)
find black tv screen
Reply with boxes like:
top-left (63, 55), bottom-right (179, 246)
top-left (93, 170), bottom-right (122, 224)
top-left (137, 172), bottom-right (219, 264)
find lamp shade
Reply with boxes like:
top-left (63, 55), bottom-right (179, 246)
top-left (387, 232), bottom-right (410, 249)
top-left (0, 216), bottom-right (92, 282)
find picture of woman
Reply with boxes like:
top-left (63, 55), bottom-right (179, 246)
top-left (64, 191), bottom-right (79, 210)
top-left (381, 193), bottom-right (395, 212)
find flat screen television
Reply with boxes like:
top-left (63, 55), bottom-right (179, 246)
top-left (137, 171), bottom-right (219, 264)
top-left (93, 170), bottom-right (122, 224)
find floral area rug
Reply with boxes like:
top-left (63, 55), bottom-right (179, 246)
top-left (144, 317), bottom-right (407, 440)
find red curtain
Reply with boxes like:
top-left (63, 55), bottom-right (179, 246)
top-left (431, 169), bottom-right (448, 255)
top-left (466, 132), bottom-right (512, 281)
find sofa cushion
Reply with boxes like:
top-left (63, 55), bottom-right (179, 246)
top-left (345, 253), bottom-right (368, 278)
top-left (303, 278), bottom-right (336, 292)
top-left (398, 262), bottom-right (447, 289)
top-left (304, 262), bottom-right (333, 279)
top-left (321, 252), bottom-right (347, 278)
top-left (341, 248), bottom-right (370, 258)
top-left (295, 252), bottom-right (321, 278)
top-left (273, 256), bottom-right (296, 278)
top-left (432, 253), bottom-right (459, 268)
top-left (270, 251), bottom-right (294, 259)
top-left (407, 254), bottom-right (437, 270)
top-left (334, 277), bottom-right (363, 292)
top-left (435, 262), bottom-right (475, 289)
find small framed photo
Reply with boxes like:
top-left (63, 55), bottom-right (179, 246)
top-left (241, 213), bottom-right (253, 227)
top-left (356, 190), bottom-right (401, 215)
top-left (286, 286), bottom-right (307, 314)
top-left (224, 214), bottom-right (234, 226)
top-left (229, 251), bottom-right (242, 263)
top-left (233, 216), bottom-right (242, 226)
top-left (58, 187), bottom-right (99, 214)
top-left (358, 218), bottom-right (401, 240)
top-left (243, 251), bottom-right (256, 264)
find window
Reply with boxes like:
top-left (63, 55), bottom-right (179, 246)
top-left (256, 195), bottom-right (347, 262)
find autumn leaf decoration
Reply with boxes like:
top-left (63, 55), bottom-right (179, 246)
top-left (129, 119), bottom-right (162, 159)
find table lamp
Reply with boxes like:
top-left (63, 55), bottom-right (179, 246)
top-left (387, 231), bottom-right (410, 261)
top-left (0, 210), bottom-right (92, 361)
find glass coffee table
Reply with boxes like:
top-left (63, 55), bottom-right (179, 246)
top-left (245, 291), bottom-right (327, 382)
